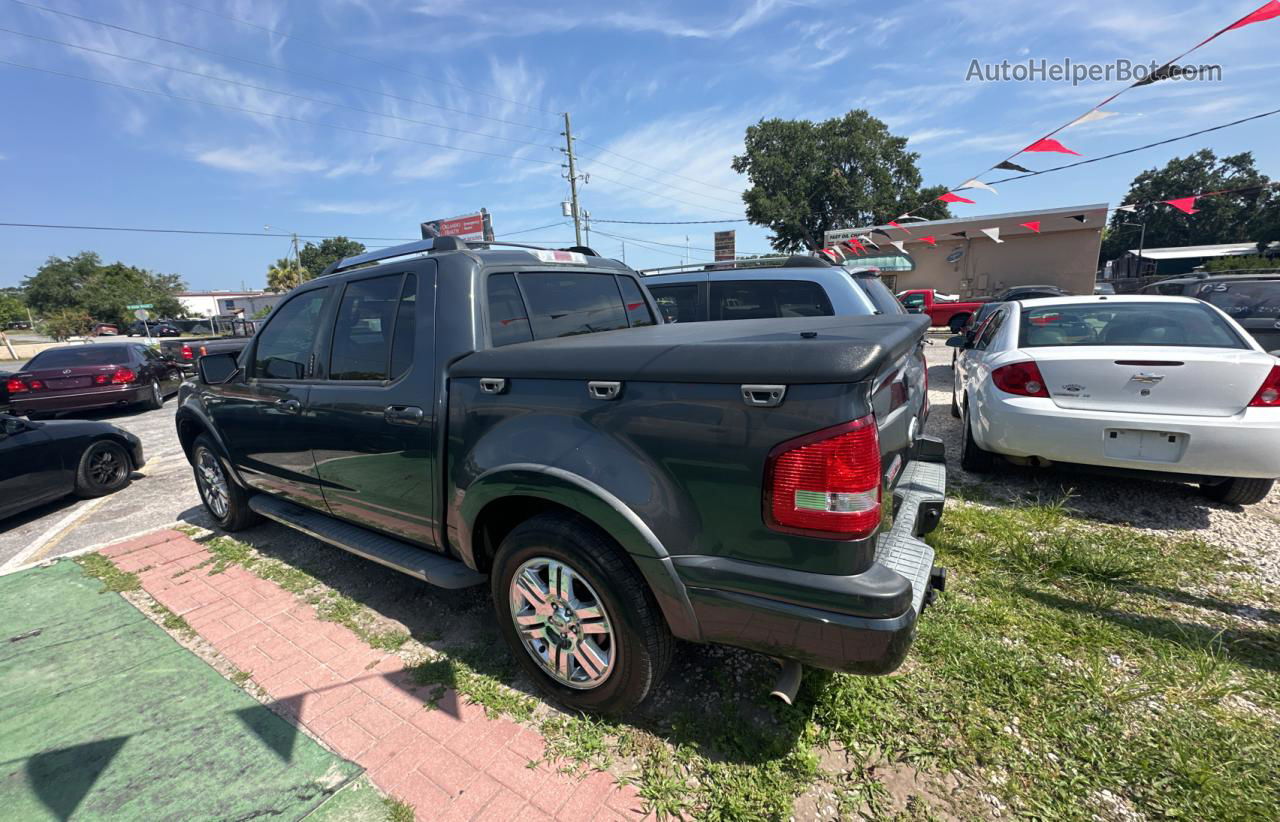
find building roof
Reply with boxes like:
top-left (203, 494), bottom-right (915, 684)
top-left (825, 203), bottom-right (1109, 247)
top-left (177, 291), bottom-right (271, 297)
top-left (1125, 242), bottom-right (1265, 261)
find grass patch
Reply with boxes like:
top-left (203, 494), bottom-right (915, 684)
top-left (76, 554), bottom-right (140, 593)
top-left (230, 670), bottom-right (252, 688)
top-left (151, 603), bottom-right (194, 637)
top-left (381, 797), bottom-right (414, 822)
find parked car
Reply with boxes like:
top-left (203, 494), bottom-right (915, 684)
top-left (990, 285), bottom-right (1071, 302)
top-left (90, 322), bottom-right (119, 336)
top-left (897, 289), bottom-right (989, 332)
top-left (7, 342), bottom-right (184, 418)
top-left (1094, 282), bottom-right (1117, 295)
top-left (949, 295), bottom-right (1280, 504)
top-left (177, 237), bottom-right (948, 713)
top-left (0, 369), bottom-right (10, 414)
top-left (1140, 273), bottom-right (1280, 353)
top-left (158, 319), bottom-right (261, 372)
top-left (952, 301), bottom-right (1005, 367)
top-left (125, 320), bottom-right (182, 337)
top-left (0, 412), bottom-right (143, 520)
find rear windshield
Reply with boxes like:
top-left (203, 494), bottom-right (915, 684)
top-left (850, 275), bottom-right (903, 315)
top-left (1194, 279), bottom-right (1280, 321)
top-left (1019, 303), bottom-right (1247, 349)
top-left (25, 346), bottom-right (134, 369)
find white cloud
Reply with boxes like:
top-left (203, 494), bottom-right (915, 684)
top-left (907, 128), bottom-right (967, 146)
top-left (194, 146), bottom-right (329, 174)
top-left (325, 157), bottom-right (382, 178)
top-left (302, 199), bottom-right (406, 215)
top-left (392, 153), bottom-right (466, 180)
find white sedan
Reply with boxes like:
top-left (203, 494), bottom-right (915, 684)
top-left (949, 295), bottom-right (1280, 505)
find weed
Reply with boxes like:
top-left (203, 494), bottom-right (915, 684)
top-left (230, 670), bottom-right (252, 688)
top-left (381, 797), bottom-right (414, 822)
top-left (150, 603), bottom-right (194, 637)
top-left (76, 554), bottom-right (140, 593)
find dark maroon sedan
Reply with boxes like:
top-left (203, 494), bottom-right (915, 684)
top-left (7, 343), bottom-right (184, 419)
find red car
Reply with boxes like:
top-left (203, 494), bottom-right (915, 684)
top-left (7, 343), bottom-right (184, 419)
top-left (897, 289), bottom-right (989, 333)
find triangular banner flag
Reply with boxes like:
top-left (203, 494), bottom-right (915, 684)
top-left (871, 228), bottom-right (893, 240)
top-left (960, 179), bottom-right (998, 194)
top-left (980, 227), bottom-right (1003, 243)
top-left (857, 235), bottom-right (879, 249)
top-left (938, 192), bottom-right (977, 204)
top-left (1020, 221), bottom-right (1042, 233)
top-left (1227, 0), bottom-right (1280, 32)
top-left (887, 221), bottom-right (913, 235)
top-left (1066, 110), bottom-right (1119, 129)
top-left (1133, 62), bottom-right (1180, 88)
top-left (830, 245), bottom-right (849, 260)
top-left (1165, 196), bottom-right (1199, 214)
top-left (996, 160), bottom-right (1032, 173)
top-left (818, 248), bottom-right (838, 262)
top-left (919, 236), bottom-right (937, 247)
top-left (1023, 138), bottom-right (1081, 156)
top-left (844, 238), bottom-right (866, 255)
top-left (897, 215), bottom-right (928, 222)
top-left (890, 240), bottom-right (906, 253)
top-left (1115, 204), bottom-right (1139, 213)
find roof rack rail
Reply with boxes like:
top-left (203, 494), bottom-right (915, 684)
top-left (322, 236), bottom-right (468, 276)
top-left (638, 253), bottom-right (830, 276)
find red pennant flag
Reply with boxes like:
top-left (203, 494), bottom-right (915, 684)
top-left (1023, 138), bottom-right (1081, 156)
top-left (887, 221), bottom-right (913, 235)
top-left (818, 248), bottom-right (838, 262)
top-left (1020, 221), bottom-right (1041, 233)
top-left (938, 192), bottom-right (977, 204)
top-left (844, 237), bottom-right (866, 255)
top-left (1228, 0), bottom-right (1280, 31)
top-left (1164, 196), bottom-right (1199, 214)
top-left (919, 236), bottom-right (937, 247)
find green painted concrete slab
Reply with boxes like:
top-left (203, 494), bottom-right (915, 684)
top-left (0, 560), bottom-right (361, 821)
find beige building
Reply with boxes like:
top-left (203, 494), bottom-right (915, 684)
top-left (824, 203), bottom-right (1108, 297)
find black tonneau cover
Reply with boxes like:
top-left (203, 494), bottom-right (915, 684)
top-left (450, 315), bottom-right (928, 384)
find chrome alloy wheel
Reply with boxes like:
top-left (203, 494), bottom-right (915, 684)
top-left (195, 446), bottom-right (230, 519)
top-left (509, 557), bottom-right (615, 689)
top-left (151, 380), bottom-right (163, 405)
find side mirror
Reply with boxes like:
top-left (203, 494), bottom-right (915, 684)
top-left (1, 416), bottom-right (29, 436)
top-left (905, 306), bottom-right (923, 314)
top-left (198, 352), bottom-right (240, 385)
top-left (945, 334), bottom-right (970, 349)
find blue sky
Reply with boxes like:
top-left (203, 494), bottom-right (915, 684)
top-left (1, 0), bottom-right (1278, 290)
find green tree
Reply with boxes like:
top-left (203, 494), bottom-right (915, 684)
top-left (22, 252), bottom-right (186, 325)
top-left (0, 291), bottom-right (25, 325)
top-left (265, 257), bottom-right (309, 292)
top-left (252, 303), bottom-right (273, 319)
top-left (40, 308), bottom-right (94, 341)
top-left (732, 110), bottom-right (950, 252)
top-left (1101, 149), bottom-right (1274, 261)
top-left (298, 237), bottom-right (366, 279)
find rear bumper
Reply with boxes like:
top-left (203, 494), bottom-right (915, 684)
top-left (11, 384), bottom-right (150, 415)
top-left (673, 445), bottom-right (946, 674)
top-left (978, 395), bottom-right (1280, 479)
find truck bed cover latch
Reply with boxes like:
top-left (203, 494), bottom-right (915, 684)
top-left (587, 381), bottom-right (622, 400)
top-left (741, 385), bottom-right (786, 407)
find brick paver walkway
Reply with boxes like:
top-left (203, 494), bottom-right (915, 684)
top-left (100, 530), bottom-right (650, 822)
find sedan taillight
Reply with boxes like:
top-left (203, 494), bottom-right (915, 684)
top-left (111, 368), bottom-right (138, 384)
top-left (764, 416), bottom-right (882, 540)
top-left (992, 361), bottom-right (1050, 398)
top-left (1248, 365), bottom-right (1280, 407)
top-left (6, 377), bottom-right (27, 393)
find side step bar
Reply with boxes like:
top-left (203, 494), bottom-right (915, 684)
top-left (247, 495), bottom-right (486, 589)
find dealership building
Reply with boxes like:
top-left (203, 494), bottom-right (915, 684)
top-left (824, 203), bottom-right (1108, 297)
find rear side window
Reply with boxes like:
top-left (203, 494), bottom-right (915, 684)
top-left (487, 273), bottom-right (534, 347)
top-left (852, 275), bottom-right (904, 314)
top-left (616, 276), bottom-right (656, 327)
top-left (1019, 302), bottom-right (1247, 348)
top-left (1196, 280), bottom-right (1280, 321)
top-left (518, 272), bottom-right (629, 339)
top-left (710, 280), bottom-right (834, 321)
top-left (329, 273), bottom-right (417, 381)
top-left (254, 288), bottom-right (328, 380)
top-left (975, 309), bottom-right (1005, 350)
top-left (649, 284), bottom-right (700, 323)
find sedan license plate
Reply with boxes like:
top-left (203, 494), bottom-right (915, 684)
top-left (45, 377), bottom-right (91, 390)
top-left (1103, 429), bottom-right (1187, 463)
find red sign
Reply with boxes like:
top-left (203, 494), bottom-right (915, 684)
top-left (421, 210), bottom-right (493, 242)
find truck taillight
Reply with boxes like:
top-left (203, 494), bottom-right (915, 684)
top-left (6, 377), bottom-right (27, 393)
top-left (1249, 365), bottom-right (1280, 407)
top-left (764, 416), bottom-right (881, 540)
top-left (181, 344), bottom-right (194, 360)
top-left (991, 361), bottom-right (1049, 398)
top-left (110, 368), bottom-right (137, 384)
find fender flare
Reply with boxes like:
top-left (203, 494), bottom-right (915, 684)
top-left (173, 401), bottom-right (250, 488)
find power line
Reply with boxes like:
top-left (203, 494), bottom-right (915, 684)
top-left (0, 222), bottom-right (420, 240)
top-left (592, 227), bottom-right (770, 257)
top-left (590, 229), bottom-right (695, 260)
top-left (173, 0), bottom-right (561, 117)
top-left (0, 59), bottom-right (563, 168)
top-left (577, 138), bottom-right (745, 195)
top-left (578, 154), bottom-right (746, 210)
top-left (496, 221), bottom-right (571, 237)
top-left (0, 26), bottom-right (560, 151)
top-left (5, 0), bottom-right (558, 134)
top-left (590, 217), bottom-right (750, 224)
top-left (986, 106), bottom-right (1280, 185)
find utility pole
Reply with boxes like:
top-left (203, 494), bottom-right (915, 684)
top-left (621, 240), bottom-right (626, 263)
top-left (562, 112), bottom-right (583, 246)
top-left (583, 210), bottom-right (591, 247)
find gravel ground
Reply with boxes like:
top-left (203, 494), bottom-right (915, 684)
top-left (923, 340), bottom-right (1280, 585)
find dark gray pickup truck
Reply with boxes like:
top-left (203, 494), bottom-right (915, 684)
top-left (176, 237), bottom-right (946, 713)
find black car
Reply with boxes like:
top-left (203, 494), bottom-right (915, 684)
top-left (7, 343), bottom-right (184, 419)
top-left (0, 413), bottom-right (144, 520)
top-left (1141, 273), bottom-right (1280, 353)
top-left (127, 321), bottom-right (182, 337)
top-left (992, 284), bottom-right (1071, 301)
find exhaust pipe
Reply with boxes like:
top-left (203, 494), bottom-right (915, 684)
top-left (769, 659), bottom-right (803, 705)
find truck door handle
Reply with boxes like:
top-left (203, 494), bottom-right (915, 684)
top-left (276, 398), bottom-right (301, 414)
top-left (384, 405), bottom-right (424, 425)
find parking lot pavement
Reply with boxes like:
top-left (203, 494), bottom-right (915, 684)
top-left (0, 399), bottom-right (203, 571)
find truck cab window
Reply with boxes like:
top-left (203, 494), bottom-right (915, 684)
top-left (517, 272), bottom-right (629, 339)
top-left (487, 273), bottom-right (534, 347)
top-left (253, 288), bottom-right (328, 380)
top-left (330, 274), bottom-right (415, 381)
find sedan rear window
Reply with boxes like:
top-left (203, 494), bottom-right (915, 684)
top-left (25, 347), bottom-right (134, 368)
top-left (1019, 303), bottom-right (1247, 349)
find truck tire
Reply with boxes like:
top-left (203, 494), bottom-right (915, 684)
top-left (74, 440), bottom-right (132, 498)
top-left (192, 434), bottom-right (259, 531)
top-left (1199, 478), bottom-right (1274, 506)
top-left (960, 399), bottom-right (994, 473)
top-left (492, 512), bottom-right (673, 715)
top-left (948, 314), bottom-right (970, 334)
